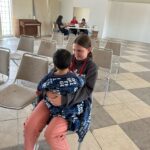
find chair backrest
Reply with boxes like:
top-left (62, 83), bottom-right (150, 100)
top-left (0, 47), bottom-right (10, 76)
top-left (105, 41), bottom-right (121, 56)
top-left (15, 53), bottom-right (49, 83)
top-left (17, 35), bottom-right (34, 52)
top-left (52, 32), bottom-right (64, 46)
top-left (37, 39), bottom-right (56, 57)
top-left (66, 43), bottom-right (73, 54)
top-left (93, 48), bottom-right (113, 70)
top-left (91, 38), bottom-right (100, 49)
top-left (52, 22), bottom-right (59, 32)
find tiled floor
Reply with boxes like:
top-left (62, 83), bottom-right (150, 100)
top-left (0, 37), bottom-right (150, 150)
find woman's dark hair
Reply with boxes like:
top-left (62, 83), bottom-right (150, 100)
top-left (56, 15), bottom-right (63, 24)
top-left (82, 18), bottom-right (86, 22)
top-left (74, 34), bottom-right (92, 58)
top-left (53, 49), bottom-right (72, 69)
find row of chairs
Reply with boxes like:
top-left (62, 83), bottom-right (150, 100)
top-left (0, 51), bottom-right (49, 109)
top-left (0, 45), bottom-right (82, 149)
top-left (10, 35), bottom-right (58, 66)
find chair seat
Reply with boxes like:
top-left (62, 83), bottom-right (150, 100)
top-left (0, 84), bottom-right (36, 109)
top-left (10, 51), bottom-right (26, 60)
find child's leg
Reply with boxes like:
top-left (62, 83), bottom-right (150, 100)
top-left (24, 100), bottom-right (50, 150)
top-left (44, 116), bottom-right (70, 150)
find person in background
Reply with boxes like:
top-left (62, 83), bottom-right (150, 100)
top-left (69, 16), bottom-right (78, 35)
top-left (70, 16), bottom-right (78, 25)
top-left (79, 18), bottom-right (88, 35)
top-left (56, 15), bottom-right (69, 36)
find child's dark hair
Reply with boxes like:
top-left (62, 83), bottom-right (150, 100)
top-left (74, 34), bottom-right (92, 58)
top-left (53, 49), bottom-right (72, 69)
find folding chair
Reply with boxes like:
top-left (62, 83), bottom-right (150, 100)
top-left (66, 43), bottom-right (73, 53)
top-left (37, 39), bottom-right (56, 63)
top-left (52, 32), bottom-right (64, 48)
top-left (65, 35), bottom-right (77, 53)
top-left (0, 47), bottom-right (10, 85)
top-left (0, 53), bottom-right (49, 109)
top-left (52, 22), bottom-right (60, 32)
top-left (10, 35), bottom-right (34, 66)
top-left (91, 38), bottom-right (100, 50)
top-left (105, 41), bottom-right (121, 78)
top-left (93, 48), bottom-right (113, 105)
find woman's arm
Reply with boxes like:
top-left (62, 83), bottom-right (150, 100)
top-left (62, 62), bottom-right (98, 106)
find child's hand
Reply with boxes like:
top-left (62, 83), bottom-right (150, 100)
top-left (46, 91), bottom-right (61, 106)
top-left (36, 90), bottom-right (41, 96)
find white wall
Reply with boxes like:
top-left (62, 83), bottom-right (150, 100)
top-left (73, 7), bottom-right (90, 22)
top-left (12, 0), bottom-right (33, 19)
top-left (59, 0), bottom-right (108, 37)
top-left (0, 15), bottom-right (2, 38)
top-left (103, 1), bottom-right (150, 43)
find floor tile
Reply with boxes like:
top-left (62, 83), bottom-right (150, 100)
top-left (125, 50), bottom-right (147, 56)
top-left (125, 101), bottom-right (150, 119)
top-left (93, 125), bottom-right (140, 150)
top-left (67, 131), bottom-right (102, 150)
top-left (120, 57), bottom-right (130, 63)
top-left (136, 62), bottom-right (150, 69)
top-left (93, 92), bottom-right (121, 105)
top-left (104, 104), bottom-right (139, 123)
top-left (111, 90), bottom-right (141, 103)
top-left (122, 55), bottom-right (148, 62)
top-left (120, 119), bottom-right (150, 150)
top-left (116, 77), bottom-right (150, 89)
top-left (120, 62), bottom-right (150, 72)
top-left (0, 107), bottom-right (17, 121)
top-left (0, 120), bottom-right (18, 149)
top-left (94, 79), bottom-right (124, 92)
top-left (91, 102), bottom-right (116, 130)
top-left (134, 71), bottom-right (150, 82)
top-left (129, 87), bottom-right (150, 105)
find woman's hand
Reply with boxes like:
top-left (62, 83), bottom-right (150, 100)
top-left (46, 91), bottom-right (62, 106)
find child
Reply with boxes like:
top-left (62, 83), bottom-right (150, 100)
top-left (36, 49), bottom-right (85, 118)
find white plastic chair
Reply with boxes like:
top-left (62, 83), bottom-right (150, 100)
top-left (0, 47), bottom-right (10, 85)
top-left (93, 48), bottom-right (113, 105)
top-left (65, 35), bottom-right (77, 53)
top-left (0, 53), bottom-right (49, 109)
top-left (105, 41), bottom-right (121, 79)
top-left (10, 35), bottom-right (34, 65)
top-left (91, 38), bottom-right (100, 50)
top-left (52, 32), bottom-right (64, 48)
top-left (37, 39), bottom-right (57, 66)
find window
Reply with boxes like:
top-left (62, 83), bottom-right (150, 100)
top-left (0, 0), bottom-right (12, 36)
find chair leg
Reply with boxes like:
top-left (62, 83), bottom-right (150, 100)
top-left (103, 73), bottom-right (110, 105)
top-left (34, 143), bottom-right (39, 150)
top-left (78, 142), bottom-right (82, 150)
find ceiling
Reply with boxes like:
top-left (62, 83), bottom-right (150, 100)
top-left (110, 0), bottom-right (150, 3)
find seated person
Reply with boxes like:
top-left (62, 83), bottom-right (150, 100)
top-left (69, 16), bottom-right (78, 35)
top-left (56, 15), bottom-right (69, 36)
top-left (79, 18), bottom-right (88, 35)
top-left (35, 49), bottom-right (85, 118)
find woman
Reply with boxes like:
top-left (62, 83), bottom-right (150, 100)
top-left (79, 18), bottom-right (88, 35)
top-left (56, 15), bottom-right (69, 36)
top-left (69, 16), bottom-right (78, 35)
top-left (24, 34), bottom-right (98, 150)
